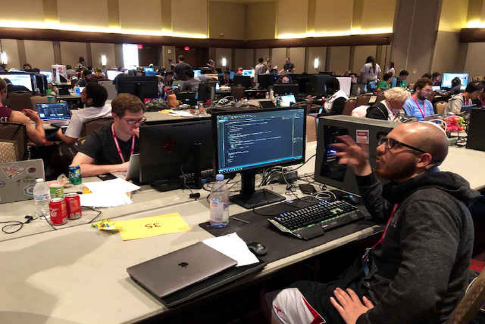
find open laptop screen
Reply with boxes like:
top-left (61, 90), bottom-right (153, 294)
top-left (36, 103), bottom-right (71, 120)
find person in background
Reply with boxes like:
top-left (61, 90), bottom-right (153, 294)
top-left (4, 78), bottom-right (30, 92)
top-left (236, 67), bottom-right (244, 75)
top-left (396, 70), bottom-right (409, 88)
top-left (164, 72), bottom-right (174, 87)
top-left (77, 56), bottom-right (86, 70)
top-left (254, 58), bottom-right (266, 85)
top-left (319, 77), bottom-right (348, 116)
top-left (207, 58), bottom-right (216, 73)
top-left (387, 62), bottom-right (395, 76)
top-left (22, 63), bottom-right (32, 71)
top-left (472, 75), bottom-right (483, 82)
top-left (168, 58), bottom-right (175, 71)
top-left (277, 75), bottom-right (291, 84)
top-left (56, 83), bottom-right (111, 145)
top-left (266, 122), bottom-right (477, 324)
top-left (479, 90), bottom-right (485, 108)
top-left (0, 78), bottom-right (46, 146)
top-left (377, 73), bottom-right (392, 91)
top-left (422, 73), bottom-right (432, 79)
top-left (71, 93), bottom-right (145, 177)
top-left (174, 55), bottom-right (193, 81)
top-left (450, 77), bottom-right (462, 95)
top-left (221, 71), bottom-right (231, 86)
top-left (66, 65), bottom-right (76, 79)
top-left (91, 68), bottom-right (105, 81)
top-left (76, 69), bottom-right (93, 87)
top-left (279, 57), bottom-right (295, 74)
top-left (366, 87), bottom-right (410, 121)
top-left (432, 72), bottom-right (442, 86)
top-left (264, 57), bottom-right (272, 73)
top-left (403, 78), bottom-right (434, 121)
top-left (359, 56), bottom-right (381, 84)
top-left (446, 81), bottom-right (484, 115)
top-left (349, 73), bottom-right (359, 84)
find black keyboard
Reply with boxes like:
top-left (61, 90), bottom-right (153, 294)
top-left (268, 200), bottom-right (365, 240)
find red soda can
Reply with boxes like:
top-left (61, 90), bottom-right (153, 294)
top-left (65, 193), bottom-right (82, 220)
top-left (49, 198), bottom-right (68, 226)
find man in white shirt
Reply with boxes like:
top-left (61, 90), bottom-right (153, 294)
top-left (56, 82), bottom-right (111, 145)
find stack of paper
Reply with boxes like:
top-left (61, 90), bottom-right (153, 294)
top-left (80, 178), bottom-right (140, 208)
top-left (203, 233), bottom-right (259, 267)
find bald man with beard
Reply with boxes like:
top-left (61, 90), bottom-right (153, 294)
top-left (266, 122), bottom-right (479, 324)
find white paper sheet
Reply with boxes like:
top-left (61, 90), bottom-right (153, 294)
top-left (84, 178), bottom-right (140, 194)
top-left (80, 192), bottom-right (132, 208)
top-left (203, 233), bottom-right (260, 267)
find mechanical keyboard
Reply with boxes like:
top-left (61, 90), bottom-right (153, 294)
top-left (268, 200), bottom-right (364, 240)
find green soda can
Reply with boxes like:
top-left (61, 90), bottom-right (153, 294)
top-left (68, 165), bottom-right (82, 185)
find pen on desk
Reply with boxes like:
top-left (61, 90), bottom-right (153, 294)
top-left (232, 217), bottom-right (250, 224)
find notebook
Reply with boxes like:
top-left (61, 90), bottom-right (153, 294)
top-left (0, 159), bottom-right (45, 204)
top-left (127, 242), bottom-right (237, 299)
top-left (36, 102), bottom-right (71, 125)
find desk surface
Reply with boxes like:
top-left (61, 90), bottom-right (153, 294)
top-left (1, 143), bottom-right (484, 324)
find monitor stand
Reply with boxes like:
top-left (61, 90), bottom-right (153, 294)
top-left (230, 170), bottom-right (285, 209)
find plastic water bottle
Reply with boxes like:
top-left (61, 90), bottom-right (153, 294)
top-left (33, 178), bottom-right (50, 217)
top-left (210, 174), bottom-right (229, 228)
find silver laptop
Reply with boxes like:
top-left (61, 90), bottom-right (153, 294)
top-left (36, 102), bottom-right (71, 126)
top-left (127, 242), bottom-right (237, 298)
top-left (0, 159), bottom-right (45, 204)
top-left (126, 154), bottom-right (140, 181)
top-left (99, 81), bottom-right (117, 100)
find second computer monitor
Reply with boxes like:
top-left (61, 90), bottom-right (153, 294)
top-left (117, 76), bottom-right (158, 100)
top-left (273, 84), bottom-right (299, 95)
top-left (441, 73), bottom-right (469, 89)
top-left (233, 75), bottom-right (252, 89)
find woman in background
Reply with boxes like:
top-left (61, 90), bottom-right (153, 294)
top-left (359, 56), bottom-right (381, 84)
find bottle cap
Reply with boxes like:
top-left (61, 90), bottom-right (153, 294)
top-left (216, 174), bottom-right (224, 181)
top-left (36, 178), bottom-right (45, 183)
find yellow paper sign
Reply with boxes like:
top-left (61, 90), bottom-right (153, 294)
top-left (116, 213), bottom-right (191, 241)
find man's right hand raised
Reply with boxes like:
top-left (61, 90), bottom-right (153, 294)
top-left (330, 135), bottom-right (372, 177)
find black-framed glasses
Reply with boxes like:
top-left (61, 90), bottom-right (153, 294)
top-left (377, 136), bottom-right (427, 154)
top-left (122, 117), bottom-right (146, 125)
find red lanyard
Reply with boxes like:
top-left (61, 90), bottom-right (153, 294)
top-left (372, 204), bottom-right (399, 249)
top-left (412, 96), bottom-right (426, 119)
top-left (111, 124), bottom-right (135, 163)
top-left (463, 94), bottom-right (470, 106)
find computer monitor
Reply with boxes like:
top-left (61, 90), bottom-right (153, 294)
top-left (367, 80), bottom-right (377, 92)
top-left (139, 119), bottom-right (213, 185)
top-left (36, 102), bottom-right (70, 121)
top-left (144, 67), bottom-right (157, 76)
top-left (273, 84), bottom-right (299, 95)
top-left (107, 70), bottom-right (123, 81)
top-left (0, 73), bottom-right (34, 92)
top-left (309, 74), bottom-right (332, 96)
top-left (176, 92), bottom-right (197, 106)
top-left (391, 76), bottom-right (398, 88)
top-left (242, 70), bottom-right (254, 78)
top-left (281, 94), bottom-right (296, 107)
top-left (40, 71), bottom-right (53, 83)
top-left (230, 71), bottom-right (235, 80)
top-left (117, 76), bottom-right (158, 101)
top-left (336, 77), bottom-right (352, 97)
top-left (258, 74), bottom-right (276, 89)
top-left (314, 115), bottom-right (397, 194)
top-left (233, 75), bottom-right (252, 89)
top-left (194, 70), bottom-right (201, 77)
top-left (213, 107), bottom-right (306, 209)
top-left (441, 73), bottom-right (469, 89)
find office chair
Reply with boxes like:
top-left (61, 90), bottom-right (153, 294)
top-left (342, 99), bottom-right (357, 116)
top-left (448, 268), bottom-right (485, 324)
top-left (356, 95), bottom-right (371, 106)
top-left (232, 85), bottom-right (246, 101)
top-left (79, 117), bottom-right (114, 140)
top-left (0, 122), bottom-right (28, 161)
top-left (4, 92), bottom-right (33, 111)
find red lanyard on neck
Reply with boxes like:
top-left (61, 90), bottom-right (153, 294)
top-left (463, 94), bottom-right (471, 106)
top-left (372, 204), bottom-right (399, 249)
top-left (412, 96), bottom-right (426, 119)
top-left (111, 124), bottom-right (135, 164)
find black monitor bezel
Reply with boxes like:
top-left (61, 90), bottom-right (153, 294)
top-left (211, 107), bottom-right (307, 175)
top-left (0, 72), bottom-right (36, 93)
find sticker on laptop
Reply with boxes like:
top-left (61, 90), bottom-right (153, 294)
top-left (23, 184), bottom-right (34, 196)
top-left (1, 165), bottom-right (25, 179)
top-left (0, 180), bottom-right (5, 188)
top-left (27, 167), bottom-right (36, 174)
top-left (356, 130), bottom-right (369, 145)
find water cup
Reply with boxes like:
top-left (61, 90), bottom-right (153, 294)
top-left (47, 96), bottom-right (54, 103)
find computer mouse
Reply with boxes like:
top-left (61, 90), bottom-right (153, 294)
top-left (247, 242), bottom-right (268, 256)
top-left (342, 194), bottom-right (362, 205)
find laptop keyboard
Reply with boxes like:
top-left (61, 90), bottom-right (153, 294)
top-left (268, 200), bottom-right (364, 240)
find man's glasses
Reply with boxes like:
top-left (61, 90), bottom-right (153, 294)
top-left (122, 117), bottom-right (146, 125)
top-left (377, 136), bottom-right (427, 154)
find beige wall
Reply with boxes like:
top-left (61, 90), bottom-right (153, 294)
top-left (24, 41), bottom-right (55, 70)
top-left (60, 42), bottom-right (87, 67)
top-left (234, 48), bottom-right (254, 69)
top-left (439, 0), bottom-right (468, 32)
top-left (352, 46), bottom-right (377, 73)
top-left (307, 47), bottom-right (326, 73)
top-left (315, 0), bottom-right (353, 34)
top-left (288, 47), bottom-right (305, 73)
top-left (209, 2), bottom-right (246, 39)
top-left (272, 48), bottom-right (287, 71)
top-left (1, 39), bottom-right (20, 70)
top-left (246, 2), bottom-right (276, 40)
top-left (255, 48), bottom-right (270, 61)
top-left (277, 0), bottom-right (308, 37)
top-left (329, 46), bottom-right (350, 75)
top-left (2, 0), bottom-right (44, 23)
top-left (465, 43), bottom-right (485, 77)
top-left (360, 0), bottom-right (396, 31)
top-left (91, 43), bottom-right (116, 69)
top-left (172, 0), bottom-right (208, 36)
top-left (57, 0), bottom-right (110, 28)
top-left (119, 0), bottom-right (162, 31)
top-left (215, 48), bottom-right (232, 69)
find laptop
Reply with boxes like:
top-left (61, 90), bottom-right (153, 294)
top-left (127, 242), bottom-right (237, 299)
top-left (0, 159), bottom-right (45, 204)
top-left (36, 102), bottom-right (71, 127)
top-left (126, 154), bottom-right (140, 181)
top-left (280, 94), bottom-right (296, 107)
top-left (259, 100), bottom-right (276, 109)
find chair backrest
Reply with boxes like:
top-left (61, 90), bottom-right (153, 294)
top-left (0, 122), bottom-right (27, 160)
top-left (356, 95), bottom-right (371, 107)
top-left (342, 99), bottom-right (357, 116)
top-left (4, 92), bottom-right (33, 111)
top-left (436, 102), bottom-right (447, 116)
top-left (306, 115), bottom-right (317, 143)
top-left (30, 95), bottom-right (49, 109)
top-left (232, 85), bottom-right (246, 100)
top-left (79, 117), bottom-right (114, 138)
top-left (448, 268), bottom-right (485, 324)
top-left (376, 93), bottom-right (386, 103)
top-left (0, 141), bottom-right (17, 162)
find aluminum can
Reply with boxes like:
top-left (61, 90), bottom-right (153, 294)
top-left (65, 193), bottom-right (82, 220)
top-left (68, 165), bottom-right (82, 185)
top-left (49, 198), bottom-right (67, 225)
top-left (49, 182), bottom-right (64, 199)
